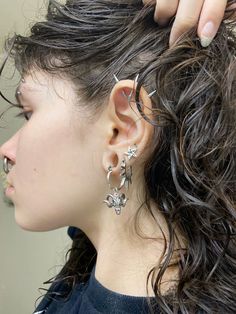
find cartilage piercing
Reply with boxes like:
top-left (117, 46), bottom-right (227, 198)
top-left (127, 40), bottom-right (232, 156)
top-left (148, 90), bottom-right (157, 98)
top-left (113, 74), bottom-right (119, 83)
top-left (124, 144), bottom-right (138, 160)
top-left (113, 74), bottom-right (156, 100)
top-left (103, 144), bottom-right (138, 215)
top-left (134, 74), bottom-right (139, 84)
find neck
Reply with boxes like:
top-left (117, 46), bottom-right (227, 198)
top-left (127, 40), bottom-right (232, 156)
top-left (93, 200), bottom-right (186, 297)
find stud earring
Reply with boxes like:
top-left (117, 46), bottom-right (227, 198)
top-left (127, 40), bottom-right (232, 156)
top-left (124, 144), bottom-right (138, 160)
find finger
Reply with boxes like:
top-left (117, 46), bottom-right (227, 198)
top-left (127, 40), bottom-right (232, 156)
top-left (169, 0), bottom-right (205, 46)
top-left (198, 0), bottom-right (227, 47)
top-left (153, 0), bottom-right (179, 25)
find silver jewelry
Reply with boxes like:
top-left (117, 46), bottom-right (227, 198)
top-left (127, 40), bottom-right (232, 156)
top-left (148, 89), bottom-right (157, 98)
top-left (124, 144), bottom-right (138, 160)
top-left (120, 144), bottom-right (137, 189)
top-left (103, 144), bottom-right (138, 215)
top-left (134, 74), bottom-right (139, 84)
top-left (16, 90), bottom-right (21, 96)
top-left (103, 165), bottom-right (128, 215)
top-left (3, 156), bottom-right (10, 174)
top-left (120, 158), bottom-right (133, 190)
top-left (113, 74), bottom-right (157, 99)
top-left (113, 74), bottom-right (119, 83)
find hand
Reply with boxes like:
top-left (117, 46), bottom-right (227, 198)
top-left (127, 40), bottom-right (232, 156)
top-left (143, 0), bottom-right (234, 47)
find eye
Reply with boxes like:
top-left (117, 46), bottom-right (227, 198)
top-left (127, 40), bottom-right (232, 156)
top-left (15, 110), bottom-right (32, 121)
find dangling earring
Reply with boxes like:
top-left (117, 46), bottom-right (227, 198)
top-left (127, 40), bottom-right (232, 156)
top-left (103, 144), bottom-right (138, 215)
top-left (120, 144), bottom-right (137, 190)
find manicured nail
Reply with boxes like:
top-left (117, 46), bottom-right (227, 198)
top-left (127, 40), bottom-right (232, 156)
top-left (200, 21), bottom-right (216, 47)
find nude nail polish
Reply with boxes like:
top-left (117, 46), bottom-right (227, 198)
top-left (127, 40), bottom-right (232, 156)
top-left (200, 21), bottom-right (216, 47)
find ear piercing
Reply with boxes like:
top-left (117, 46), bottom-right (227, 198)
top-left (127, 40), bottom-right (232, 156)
top-left (113, 73), bottom-right (157, 100)
top-left (16, 78), bottom-right (25, 96)
top-left (103, 165), bottom-right (128, 215)
top-left (103, 144), bottom-right (138, 215)
top-left (124, 144), bottom-right (138, 160)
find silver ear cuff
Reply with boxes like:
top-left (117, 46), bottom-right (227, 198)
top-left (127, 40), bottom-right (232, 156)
top-left (103, 144), bottom-right (138, 215)
top-left (113, 74), bottom-right (157, 100)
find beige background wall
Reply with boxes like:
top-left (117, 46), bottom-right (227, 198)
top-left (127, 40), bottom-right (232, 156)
top-left (0, 1), bottom-right (71, 313)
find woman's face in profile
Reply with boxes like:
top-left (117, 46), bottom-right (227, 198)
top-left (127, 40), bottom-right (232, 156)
top-left (0, 70), bottom-right (106, 232)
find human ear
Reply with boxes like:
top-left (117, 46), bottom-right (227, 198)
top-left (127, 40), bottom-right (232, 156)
top-left (102, 79), bottom-right (154, 176)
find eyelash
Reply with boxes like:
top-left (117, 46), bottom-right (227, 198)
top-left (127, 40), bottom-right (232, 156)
top-left (15, 110), bottom-right (32, 121)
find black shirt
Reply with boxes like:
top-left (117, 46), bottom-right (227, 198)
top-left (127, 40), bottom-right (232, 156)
top-left (33, 227), bottom-right (165, 313)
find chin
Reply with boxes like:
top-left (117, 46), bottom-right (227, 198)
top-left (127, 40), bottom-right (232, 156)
top-left (14, 211), bottom-right (52, 232)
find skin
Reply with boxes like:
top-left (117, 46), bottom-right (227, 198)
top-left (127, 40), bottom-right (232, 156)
top-left (1, 0), bottom-right (233, 301)
top-left (0, 70), bottom-right (186, 296)
top-left (143, 0), bottom-right (232, 46)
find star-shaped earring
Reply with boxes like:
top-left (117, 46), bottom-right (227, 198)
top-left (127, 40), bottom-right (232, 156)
top-left (124, 144), bottom-right (138, 160)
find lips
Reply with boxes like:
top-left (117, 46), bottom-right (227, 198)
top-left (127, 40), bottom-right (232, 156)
top-left (5, 185), bottom-right (14, 196)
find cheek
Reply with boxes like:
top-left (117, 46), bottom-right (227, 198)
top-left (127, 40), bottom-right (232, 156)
top-left (12, 115), bottom-right (102, 231)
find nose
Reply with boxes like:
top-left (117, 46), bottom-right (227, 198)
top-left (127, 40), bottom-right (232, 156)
top-left (0, 131), bottom-right (19, 165)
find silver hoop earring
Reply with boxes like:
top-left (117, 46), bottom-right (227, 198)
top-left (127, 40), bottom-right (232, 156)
top-left (103, 165), bottom-right (128, 215)
top-left (103, 144), bottom-right (138, 215)
top-left (3, 156), bottom-right (10, 174)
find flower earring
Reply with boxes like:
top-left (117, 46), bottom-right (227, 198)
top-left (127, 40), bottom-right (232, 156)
top-left (103, 144), bottom-right (138, 215)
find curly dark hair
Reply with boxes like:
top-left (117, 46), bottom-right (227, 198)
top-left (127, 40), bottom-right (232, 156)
top-left (1, 0), bottom-right (236, 313)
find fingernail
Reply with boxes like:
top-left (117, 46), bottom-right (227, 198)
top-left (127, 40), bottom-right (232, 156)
top-left (200, 21), bottom-right (216, 47)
